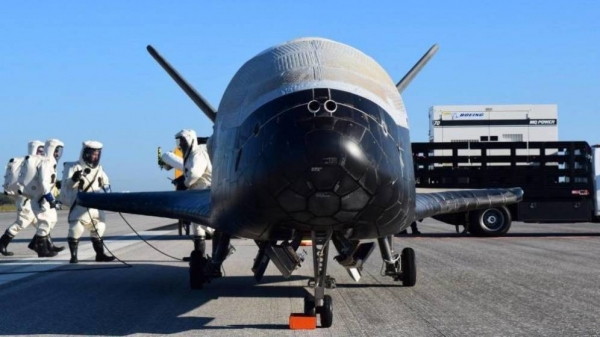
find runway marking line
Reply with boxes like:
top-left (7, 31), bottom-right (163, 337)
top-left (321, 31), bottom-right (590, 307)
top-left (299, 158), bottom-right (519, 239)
top-left (0, 230), bottom-right (173, 286)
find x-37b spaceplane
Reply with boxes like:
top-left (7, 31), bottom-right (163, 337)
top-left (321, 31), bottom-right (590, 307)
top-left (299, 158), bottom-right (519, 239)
top-left (79, 37), bottom-right (523, 328)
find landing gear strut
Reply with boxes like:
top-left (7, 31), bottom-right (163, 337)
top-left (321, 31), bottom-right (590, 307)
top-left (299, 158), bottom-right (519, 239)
top-left (178, 220), bottom-right (190, 236)
top-left (303, 230), bottom-right (335, 328)
top-left (378, 235), bottom-right (416, 286)
top-left (189, 231), bottom-right (234, 289)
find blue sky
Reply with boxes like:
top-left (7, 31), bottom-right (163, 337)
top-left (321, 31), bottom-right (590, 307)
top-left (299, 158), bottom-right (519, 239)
top-left (1, 1), bottom-right (598, 191)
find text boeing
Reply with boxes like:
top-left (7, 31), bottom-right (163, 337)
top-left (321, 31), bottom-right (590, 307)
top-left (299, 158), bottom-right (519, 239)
top-left (451, 112), bottom-right (486, 120)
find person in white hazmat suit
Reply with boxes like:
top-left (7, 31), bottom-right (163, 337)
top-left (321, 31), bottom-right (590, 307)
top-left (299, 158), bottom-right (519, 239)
top-left (173, 130), bottom-right (214, 253)
top-left (63, 141), bottom-right (115, 264)
top-left (173, 130), bottom-right (235, 283)
top-left (18, 139), bottom-right (65, 258)
top-left (0, 140), bottom-right (47, 256)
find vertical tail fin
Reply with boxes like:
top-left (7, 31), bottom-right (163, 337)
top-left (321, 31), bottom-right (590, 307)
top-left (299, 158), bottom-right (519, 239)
top-left (146, 45), bottom-right (217, 122)
top-left (396, 44), bottom-right (439, 94)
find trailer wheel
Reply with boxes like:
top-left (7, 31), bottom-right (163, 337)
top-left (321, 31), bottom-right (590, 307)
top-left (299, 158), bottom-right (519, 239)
top-left (469, 206), bottom-right (512, 237)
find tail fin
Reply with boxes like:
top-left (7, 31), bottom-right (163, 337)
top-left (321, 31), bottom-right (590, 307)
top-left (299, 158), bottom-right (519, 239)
top-left (146, 45), bottom-right (217, 122)
top-left (396, 44), bottom-right (439, 94)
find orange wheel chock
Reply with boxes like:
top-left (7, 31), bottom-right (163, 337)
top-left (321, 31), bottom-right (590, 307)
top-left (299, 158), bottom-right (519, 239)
top-left (289, 313), bottom-right (317, 330)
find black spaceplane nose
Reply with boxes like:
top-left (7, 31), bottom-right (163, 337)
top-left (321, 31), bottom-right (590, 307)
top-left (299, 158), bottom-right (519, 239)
top-left (235, 89), bottom-right (406, 233)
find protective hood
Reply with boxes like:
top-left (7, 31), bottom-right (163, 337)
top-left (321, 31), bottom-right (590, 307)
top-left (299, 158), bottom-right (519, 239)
top-left (28, 140), bottom-right (45, 156)
top-left (79, 140), bottom-right (103, 168)
top-left (175, 129), bottom-right (197, 158)
top-left (45, 139), bottom-right (64, 162)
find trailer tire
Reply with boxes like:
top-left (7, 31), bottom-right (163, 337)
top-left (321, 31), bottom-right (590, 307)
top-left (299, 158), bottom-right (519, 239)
top-left (469, 206), bottom-right (512, 237)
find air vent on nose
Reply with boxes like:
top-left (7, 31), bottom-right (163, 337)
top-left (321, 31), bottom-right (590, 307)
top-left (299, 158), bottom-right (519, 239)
top-left (307, 100), bottom-right (321, 113)
top-left (324, 100), bottom-right (337, 113)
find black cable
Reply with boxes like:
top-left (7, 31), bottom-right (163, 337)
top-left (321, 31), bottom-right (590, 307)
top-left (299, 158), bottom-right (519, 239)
top-left (0, 173), bottom-right (132, 274)
top-left (116, 212), bottom-right (184, 261)
top-left (84, 174), bottom-right (185, 262)
top-left (0, 168), bottom-right (194, 275)
top-left (80, 174), bottom-right (132, 267)
top-left (85, 207), bottom-right (132, 267)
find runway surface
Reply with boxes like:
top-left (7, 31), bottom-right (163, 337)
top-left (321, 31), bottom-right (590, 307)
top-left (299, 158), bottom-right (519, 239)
top-left (1, 211), bottom-right (600, 336)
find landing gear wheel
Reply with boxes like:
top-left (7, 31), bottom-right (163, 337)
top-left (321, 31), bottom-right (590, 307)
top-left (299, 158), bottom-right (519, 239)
top-left (189, 250), bottom-right (207, 289)
top-left (401, 247), bottom-right (416, 287)
top-left (319, 295), bottom-right (333, 328)
top-left (469, 206), bottom-right (512, 237)
top-left (303, 296), bottom-right (316, 315)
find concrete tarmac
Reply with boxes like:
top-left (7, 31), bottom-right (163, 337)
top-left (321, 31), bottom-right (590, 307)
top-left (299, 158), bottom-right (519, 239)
top-left (1, 212), bottom-right (600, 336)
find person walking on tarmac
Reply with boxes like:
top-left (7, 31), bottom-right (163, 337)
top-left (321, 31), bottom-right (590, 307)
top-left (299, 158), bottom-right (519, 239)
top-left (16, 139), bottom-right (66, 257)
top-left (61, 141), bottom-right (115, 264)
top-left (172, 129), bottom-right (234, 281)
top-left (0, 140), bottom-right (55, 256)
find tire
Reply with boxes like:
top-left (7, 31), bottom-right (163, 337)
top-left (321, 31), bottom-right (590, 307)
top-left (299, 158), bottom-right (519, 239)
top-left (320, 295), bottom-right (333, 328)
top-left (469, 206), bottom-right (512, 237)
top-left (303, 296), bottom-right (316, 315)
top-left (401, 247), bottom-right (416, 287)
top-left (189, 250), bottom-right (205, 289)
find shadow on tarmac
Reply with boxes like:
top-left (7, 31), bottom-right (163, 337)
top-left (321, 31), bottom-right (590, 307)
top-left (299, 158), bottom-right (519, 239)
top-left (395, 232), bottom-right (600, 239)
top-left (0, 263), bottom-right (312, 335)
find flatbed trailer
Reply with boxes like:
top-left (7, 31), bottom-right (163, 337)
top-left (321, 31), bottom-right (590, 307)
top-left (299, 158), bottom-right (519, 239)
top-left (412, 141), bottom-right (600, 236)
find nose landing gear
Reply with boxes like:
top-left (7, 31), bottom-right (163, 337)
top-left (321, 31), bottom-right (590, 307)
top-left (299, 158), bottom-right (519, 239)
top-left (303, 294), bottom-right (333, 328)
top-left (299, 230), bottom-right (336, 328)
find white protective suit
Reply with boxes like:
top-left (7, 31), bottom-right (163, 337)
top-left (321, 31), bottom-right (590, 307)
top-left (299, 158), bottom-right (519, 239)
top-left (64, 141), bottom-right (111, 240)
top-left (6, 140), bottom-right (45, 237)
top-left (62, 141), bottom-right (114, 264)
top-left (175, 129), bottom-right (213, 237)
top-left (18, 139), bottom-right (64, 238)
top-left (0, 141), bottom-right (45, 256)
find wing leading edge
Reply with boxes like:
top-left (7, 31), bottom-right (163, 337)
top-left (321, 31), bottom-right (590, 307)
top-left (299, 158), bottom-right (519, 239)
top-left (76, 190), bottom-right (213, 228)
top-left (414, 188), bottom-right (523, 221)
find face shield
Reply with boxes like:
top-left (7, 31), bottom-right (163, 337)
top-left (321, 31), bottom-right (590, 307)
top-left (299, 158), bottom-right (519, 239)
top-left (28, 141), bottom-right (45, 156)
top-left (54, 146), bottom-right (64, 161)
top-left (82, 147), bottom-right (102, 168)
top-left (36, 146), bottom-right (45, 155)
top-left (176, 137), bottom-right (190, 156)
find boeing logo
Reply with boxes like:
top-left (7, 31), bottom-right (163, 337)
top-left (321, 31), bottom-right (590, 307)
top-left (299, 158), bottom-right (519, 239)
top-left (451, 112), bottom-right (485, 120)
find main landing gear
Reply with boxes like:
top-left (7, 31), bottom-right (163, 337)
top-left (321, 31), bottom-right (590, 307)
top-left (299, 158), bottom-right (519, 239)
top-left (189, 231), bottom-right (235, 289)
top-left (378, 235), bottom-right (416, 286)
top-left (178, 219), bottom-right (190, 236)
top-left (298, 232), bottom-right (416, 328)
